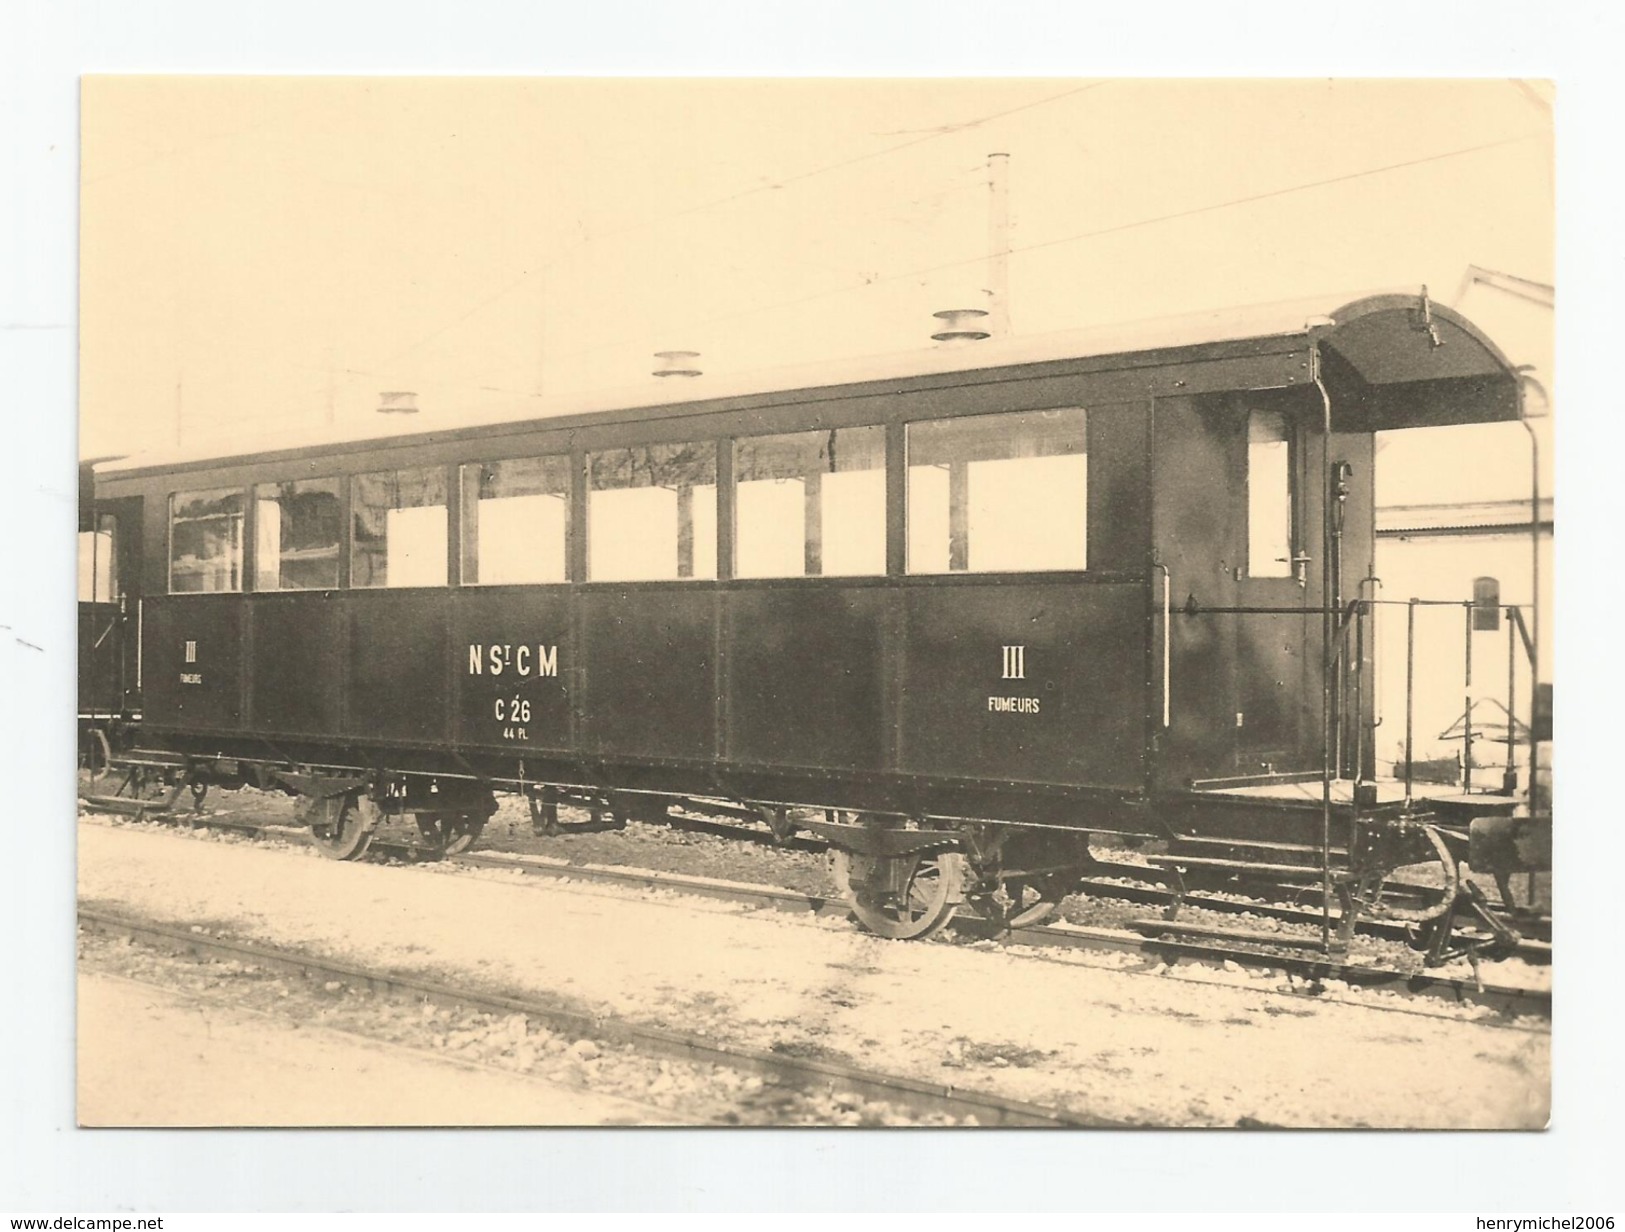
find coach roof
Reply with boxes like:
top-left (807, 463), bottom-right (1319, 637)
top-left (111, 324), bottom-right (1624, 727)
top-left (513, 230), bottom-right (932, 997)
top-left (95, 287), bottom-right (1522, 479)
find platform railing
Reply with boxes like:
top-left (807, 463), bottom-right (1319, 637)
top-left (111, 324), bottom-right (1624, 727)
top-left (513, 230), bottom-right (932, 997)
top-left (1322, 593), bottom-right (1532, 953)
top-left (1352, 597), bottom-right (1538, 810)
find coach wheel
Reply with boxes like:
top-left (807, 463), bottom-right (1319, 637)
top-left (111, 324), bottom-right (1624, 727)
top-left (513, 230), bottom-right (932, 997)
top-left (833, 848), bottom-right (964, 941)
top-left (758, 805), bottom-right (797, 845)
top-left (528, 792), bottom-right (562, 837)
top-left (414, 810), bottom-right (487, 856)
top-left (972, 871), bottom-right (1077, 931)
top-left (1350, 824), bottom-right (1461, 928)
top-left (84, 727), bottom-right (113, 782)
top-left (306, 791), bottom-right (377, 861)
top-left (444, 813), bottom-right (487, 855)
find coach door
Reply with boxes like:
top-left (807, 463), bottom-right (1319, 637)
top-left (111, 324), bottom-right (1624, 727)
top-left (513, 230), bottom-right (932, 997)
top-left (1230, 405), bottom-right (1381, 780)
top-left (1153, 395), bottom-right (1321, 785)
top-left (78, 495), bottom-right (143, 717)
top-left (1230, 407), bottom-right (1315, 775)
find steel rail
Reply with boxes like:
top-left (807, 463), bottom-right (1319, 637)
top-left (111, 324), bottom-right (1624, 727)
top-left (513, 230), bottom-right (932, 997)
top-left (425, 854), bottom-right (1552, 1017)
top-left (86, 805), bottom-right (1552, 1011)
top-left (450, 844), bottom-right (1550, 958)
top-left (527, 810), bottom-right (1553, 954)
top-left (77, 907), bottom-right (1116, 1128)
top-left (1065, 876), bottom-right (1550, 960)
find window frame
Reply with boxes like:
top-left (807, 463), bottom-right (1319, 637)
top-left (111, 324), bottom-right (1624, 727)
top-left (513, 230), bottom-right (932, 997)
top-left (163, 399), bottom-right (1123, 596)
top-left (251, 475), bottom-right (346, 593)
top-left (583, 439), bottom-right (722, 584)
top-left (902, 405), bottom-right (1091, 577)
top-left (729, 424), bottom-right (889, 582)
top-left (1245, 408), bottom-right (1299, 581)
top-left (458, 453), bottom-right (575, 587)
top-left (348, 465), bottom-right (453, 590)
top-left (167, 485), bottom-right (248, 595)
top-left (78, 513), bottom-right (121, 603)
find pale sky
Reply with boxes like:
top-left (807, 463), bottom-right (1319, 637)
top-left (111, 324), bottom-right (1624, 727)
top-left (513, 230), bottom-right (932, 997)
top-left (80, 76), bottom-right (1553, 498)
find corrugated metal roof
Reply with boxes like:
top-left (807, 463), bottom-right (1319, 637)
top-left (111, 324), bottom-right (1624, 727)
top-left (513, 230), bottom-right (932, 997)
top-left (1377, 498), bottom-right (1553, 535)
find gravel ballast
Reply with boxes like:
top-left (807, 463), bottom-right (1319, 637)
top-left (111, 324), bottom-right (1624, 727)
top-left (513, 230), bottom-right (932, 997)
top-left (99, 782), bottom-right (1550, 987)
top-left (77, 928), bottom-right (955, 1127)
top-left (78, 816), bottom-right (1548, 1128)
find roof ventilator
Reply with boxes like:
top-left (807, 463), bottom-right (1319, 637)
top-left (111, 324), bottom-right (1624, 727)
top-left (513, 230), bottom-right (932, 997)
top-left (931, 308), bottom-right (991, 346)
top-left (653, 351), bottom-right (702, 378)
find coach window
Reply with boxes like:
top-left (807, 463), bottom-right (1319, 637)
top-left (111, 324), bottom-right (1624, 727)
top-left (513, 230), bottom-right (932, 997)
top-left (253, 478), bottom-right (342, 590)
top-left (906, 407), bottom-right (1087, 573)
top-left (78, 514), bottom-right (119, 602)
top-left (587, 442), bottom-right (717, 581)
top-left (352, 467), bottom-right (449, 588)
top-left (169, 488), bottom-right (244, 593)
top-left (460, 456), bottom-right (570, 584)
top-left (733, 426), bottom-right (886, 578)
top-left (1247, 410), bottom-right (1294, 578)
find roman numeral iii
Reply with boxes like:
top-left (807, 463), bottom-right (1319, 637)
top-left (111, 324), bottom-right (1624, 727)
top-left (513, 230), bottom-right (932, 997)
top-left (1001, 645), bottom-right (1025, 680)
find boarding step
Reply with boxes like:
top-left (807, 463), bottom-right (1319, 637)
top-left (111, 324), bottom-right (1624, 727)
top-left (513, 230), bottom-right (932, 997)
top-left (1127, 918), bottom-right (1333, 951)
top-left (1145, 854), bottom-right (1335, 880)
top-left (1171, 836), bottom-right (1349, 858)
top-left (79, 794), bottom-right (176, 817)
top-left (1421, 794), bottom-right (1519, 825)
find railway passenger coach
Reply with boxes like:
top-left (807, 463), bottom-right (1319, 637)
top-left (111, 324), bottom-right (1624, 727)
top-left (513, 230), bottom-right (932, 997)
top-left (80, 291), bottom-right (1546, 952)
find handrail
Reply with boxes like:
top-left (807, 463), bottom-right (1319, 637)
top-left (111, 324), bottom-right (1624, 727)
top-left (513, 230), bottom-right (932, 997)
top-left (1157, 564), bottom-right (1171, 729)
top-left (1171, 596), bottom-right (1536, 613)
top-left (1313, 342), bottom-right (1334, 953)
top-left (1464, 601), bottom-right (1474, 792)
top-left (1172, 588), bottom-right (1535, 804)
top-left (1505, 607), bottom-right (1519, 791)
top-left (1404, 598), bottom-right (1417, 805)
top-left (1509, 605), bottom-right (1535, 662)
top-left (91, 617), bottom-right (119, 651)
top-left (1515, 374), bottom-right (1544, 820)
top-left (1393, 599), bottom-right (1538, 800)
top-left (1326, 597), bottom-right (1367, 671)
top-left (1358, 576), bottom-right (1383, 732)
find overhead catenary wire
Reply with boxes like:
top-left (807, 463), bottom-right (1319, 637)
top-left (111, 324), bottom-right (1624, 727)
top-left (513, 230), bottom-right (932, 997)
top-left (545, 130), bottom-right (1544, 369)
top-left (584, 82), bottom-right (1105, 243)
top-left (97, 87), bottom-right (1093, 438)
top-left (267, 177), bottom-right (1001, 409)
top-left (261, 179), bottom-right (997, 408)
top-left (183, 126), bottom-right (1545, 430)
top-left (371, 82), bottom-right (1106, 370)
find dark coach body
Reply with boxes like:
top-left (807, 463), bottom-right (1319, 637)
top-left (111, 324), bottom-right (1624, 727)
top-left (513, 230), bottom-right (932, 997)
top-left (83, 291), bottom-right (1531, 942)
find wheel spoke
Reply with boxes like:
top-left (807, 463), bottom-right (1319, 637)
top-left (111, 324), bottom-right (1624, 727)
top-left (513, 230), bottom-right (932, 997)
top-left (306, 791), bottom-right (375, 861)
top-left (442, 811), bottom-right (486, 856)
top-left (834, 847), bottom-right (962, 940)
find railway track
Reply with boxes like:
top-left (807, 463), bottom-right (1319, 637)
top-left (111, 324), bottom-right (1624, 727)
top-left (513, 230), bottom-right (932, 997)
top-left (669, 806), bottom-right (1547, 949)
top-left (164, 799), bottom-right (1560, 962)
top-left (444, 847), bottom-right (1551, 1020)
top-left (650, 807), bottom-right (1554, 956)
top-left (82, 803), bottom-right (1552, 1020)
top-left (77, 906), bottom-right (1119, 1128)
top-left (1068, 876), bottom-right (1552, 958)
top-left (106, 790), bottom-right (1550, 962)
